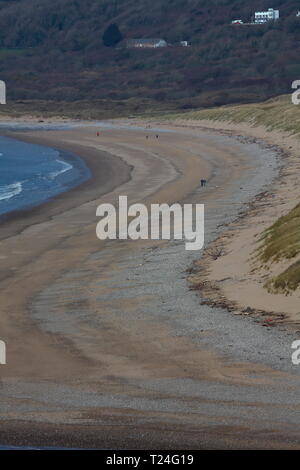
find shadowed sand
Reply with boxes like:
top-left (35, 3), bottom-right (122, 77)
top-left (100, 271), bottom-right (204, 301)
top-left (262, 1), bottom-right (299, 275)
top-left (1, 123), bottom-right (300, 449)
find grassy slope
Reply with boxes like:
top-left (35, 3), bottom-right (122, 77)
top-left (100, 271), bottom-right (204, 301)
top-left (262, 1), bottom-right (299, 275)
top-left (259, 204), bottom-right (300, 294)
top-left (165, 94), bottom-right (300, 136)
top-left (164, 94), bottom-right (300, 293)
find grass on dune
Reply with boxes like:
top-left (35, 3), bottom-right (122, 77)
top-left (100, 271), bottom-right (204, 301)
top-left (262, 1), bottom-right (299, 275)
top-left (266, 260), bottom-right (300, 295)
top-left (164, 94), bottom-right (300, 137)
top-left (259, 203), bottom-right (300, 293)
top-left (259, 203), bottom-right (300, 264)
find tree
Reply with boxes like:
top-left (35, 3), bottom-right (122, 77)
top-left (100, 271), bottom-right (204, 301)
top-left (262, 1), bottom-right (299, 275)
top-left (102, 23), bottom-right (123, 47)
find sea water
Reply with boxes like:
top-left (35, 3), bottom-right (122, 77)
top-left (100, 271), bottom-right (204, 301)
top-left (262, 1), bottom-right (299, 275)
top-left (0, 136), bottom-right (91, 216)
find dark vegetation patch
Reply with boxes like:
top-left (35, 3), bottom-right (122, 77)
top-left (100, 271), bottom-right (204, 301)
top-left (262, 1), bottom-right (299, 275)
top-left (0, 0), bottom-right (299, 115)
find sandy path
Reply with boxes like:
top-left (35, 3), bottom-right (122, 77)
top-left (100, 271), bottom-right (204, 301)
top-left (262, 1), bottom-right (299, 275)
top-left (0, 123), bottom-right (300, 449)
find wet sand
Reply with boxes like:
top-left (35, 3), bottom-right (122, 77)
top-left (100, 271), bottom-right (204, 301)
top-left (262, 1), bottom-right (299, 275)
top-left (1, 123), bottom-right (300, 449)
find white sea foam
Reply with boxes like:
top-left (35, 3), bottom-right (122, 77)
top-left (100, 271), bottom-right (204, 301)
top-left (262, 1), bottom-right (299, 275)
top-left (0, 181), bottom-right (22, 201)
top-left (50, 159), bottom-right (73, 179)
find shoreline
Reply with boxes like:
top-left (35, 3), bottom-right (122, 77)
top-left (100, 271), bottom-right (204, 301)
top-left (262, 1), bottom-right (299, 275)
top-left (0, 135), bottom-right (92, 220)
top-left (1, 121), bottom-right (300, 449)
top-left (0, 130), bottom-right (132, 240)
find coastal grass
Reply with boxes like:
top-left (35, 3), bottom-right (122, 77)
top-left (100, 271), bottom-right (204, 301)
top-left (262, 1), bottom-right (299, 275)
top-left (163, 94), bottom-right (300, 293)
top-left (259, 203), bottom-right (300, 264)
top-left (163, 94), bottom-right (300, 136)
top-left (266, 261), bottom-right (300, 295)
top-left (259, 203), bottom-right (300, 293)
top-left (0, 98), bottom-right (178, 121)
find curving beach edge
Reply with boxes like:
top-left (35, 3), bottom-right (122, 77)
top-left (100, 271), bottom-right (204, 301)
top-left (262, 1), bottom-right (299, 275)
top-left (0, 120), bottom-right (300, 449)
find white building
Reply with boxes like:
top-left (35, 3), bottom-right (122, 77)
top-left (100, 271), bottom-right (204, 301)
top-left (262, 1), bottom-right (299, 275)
top-left (254, 8), bottom-right (279, 24)
top-left (126, 38), bottom-right (167, 48)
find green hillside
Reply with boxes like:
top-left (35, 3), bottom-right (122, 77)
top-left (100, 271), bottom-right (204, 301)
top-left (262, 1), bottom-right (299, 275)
top-left (0, 0), bottom-right (299, 115)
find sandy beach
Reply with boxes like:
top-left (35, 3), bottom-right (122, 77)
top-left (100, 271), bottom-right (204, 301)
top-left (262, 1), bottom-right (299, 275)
top-left (1, 121), bottom-right (300, 449)
top-left (170, 119), bottom-right (300, 325)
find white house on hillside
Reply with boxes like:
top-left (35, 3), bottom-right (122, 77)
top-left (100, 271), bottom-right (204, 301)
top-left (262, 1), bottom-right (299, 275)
top-left (254, 8), bottom-right (279, 23)
top-left (126, 38), bottom-right (167, 48)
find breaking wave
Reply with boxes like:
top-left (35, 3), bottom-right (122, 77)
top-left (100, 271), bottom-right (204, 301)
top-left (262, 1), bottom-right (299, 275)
top-left (0, 181), bottom-right (22, 202)
top-left (50, 159), bottom-right (73, 179)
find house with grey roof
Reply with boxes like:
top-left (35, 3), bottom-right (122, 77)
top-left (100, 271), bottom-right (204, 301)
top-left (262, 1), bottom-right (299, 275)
top-left (126, 38), bottom-right (168, 49)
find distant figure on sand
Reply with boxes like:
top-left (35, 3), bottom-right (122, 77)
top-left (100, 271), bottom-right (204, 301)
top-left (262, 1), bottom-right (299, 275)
top-left (200, 179), bottom-right (207, 187)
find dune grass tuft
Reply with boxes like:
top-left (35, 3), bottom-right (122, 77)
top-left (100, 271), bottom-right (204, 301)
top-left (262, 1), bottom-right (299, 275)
top-left (259, 203), bottom-right (300, 264)
top-left (259, 204), bottom-right (300, 293)
top-left (266, 261), bottom-right (300, 294)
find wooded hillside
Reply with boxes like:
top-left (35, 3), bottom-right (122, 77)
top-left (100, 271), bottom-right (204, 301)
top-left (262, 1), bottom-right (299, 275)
top-left (0, 0), bottom-right (299, 116)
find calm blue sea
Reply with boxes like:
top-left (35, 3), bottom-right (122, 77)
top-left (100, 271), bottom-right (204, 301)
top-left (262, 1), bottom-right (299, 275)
top-left (0, 136), bottom-right (91, 216)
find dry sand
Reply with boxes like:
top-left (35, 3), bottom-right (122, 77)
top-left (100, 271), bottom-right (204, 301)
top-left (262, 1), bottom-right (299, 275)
top-left (0, 121), bottom-right (300, 449)
top-left (162, 119), bottom-right (300, 325)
